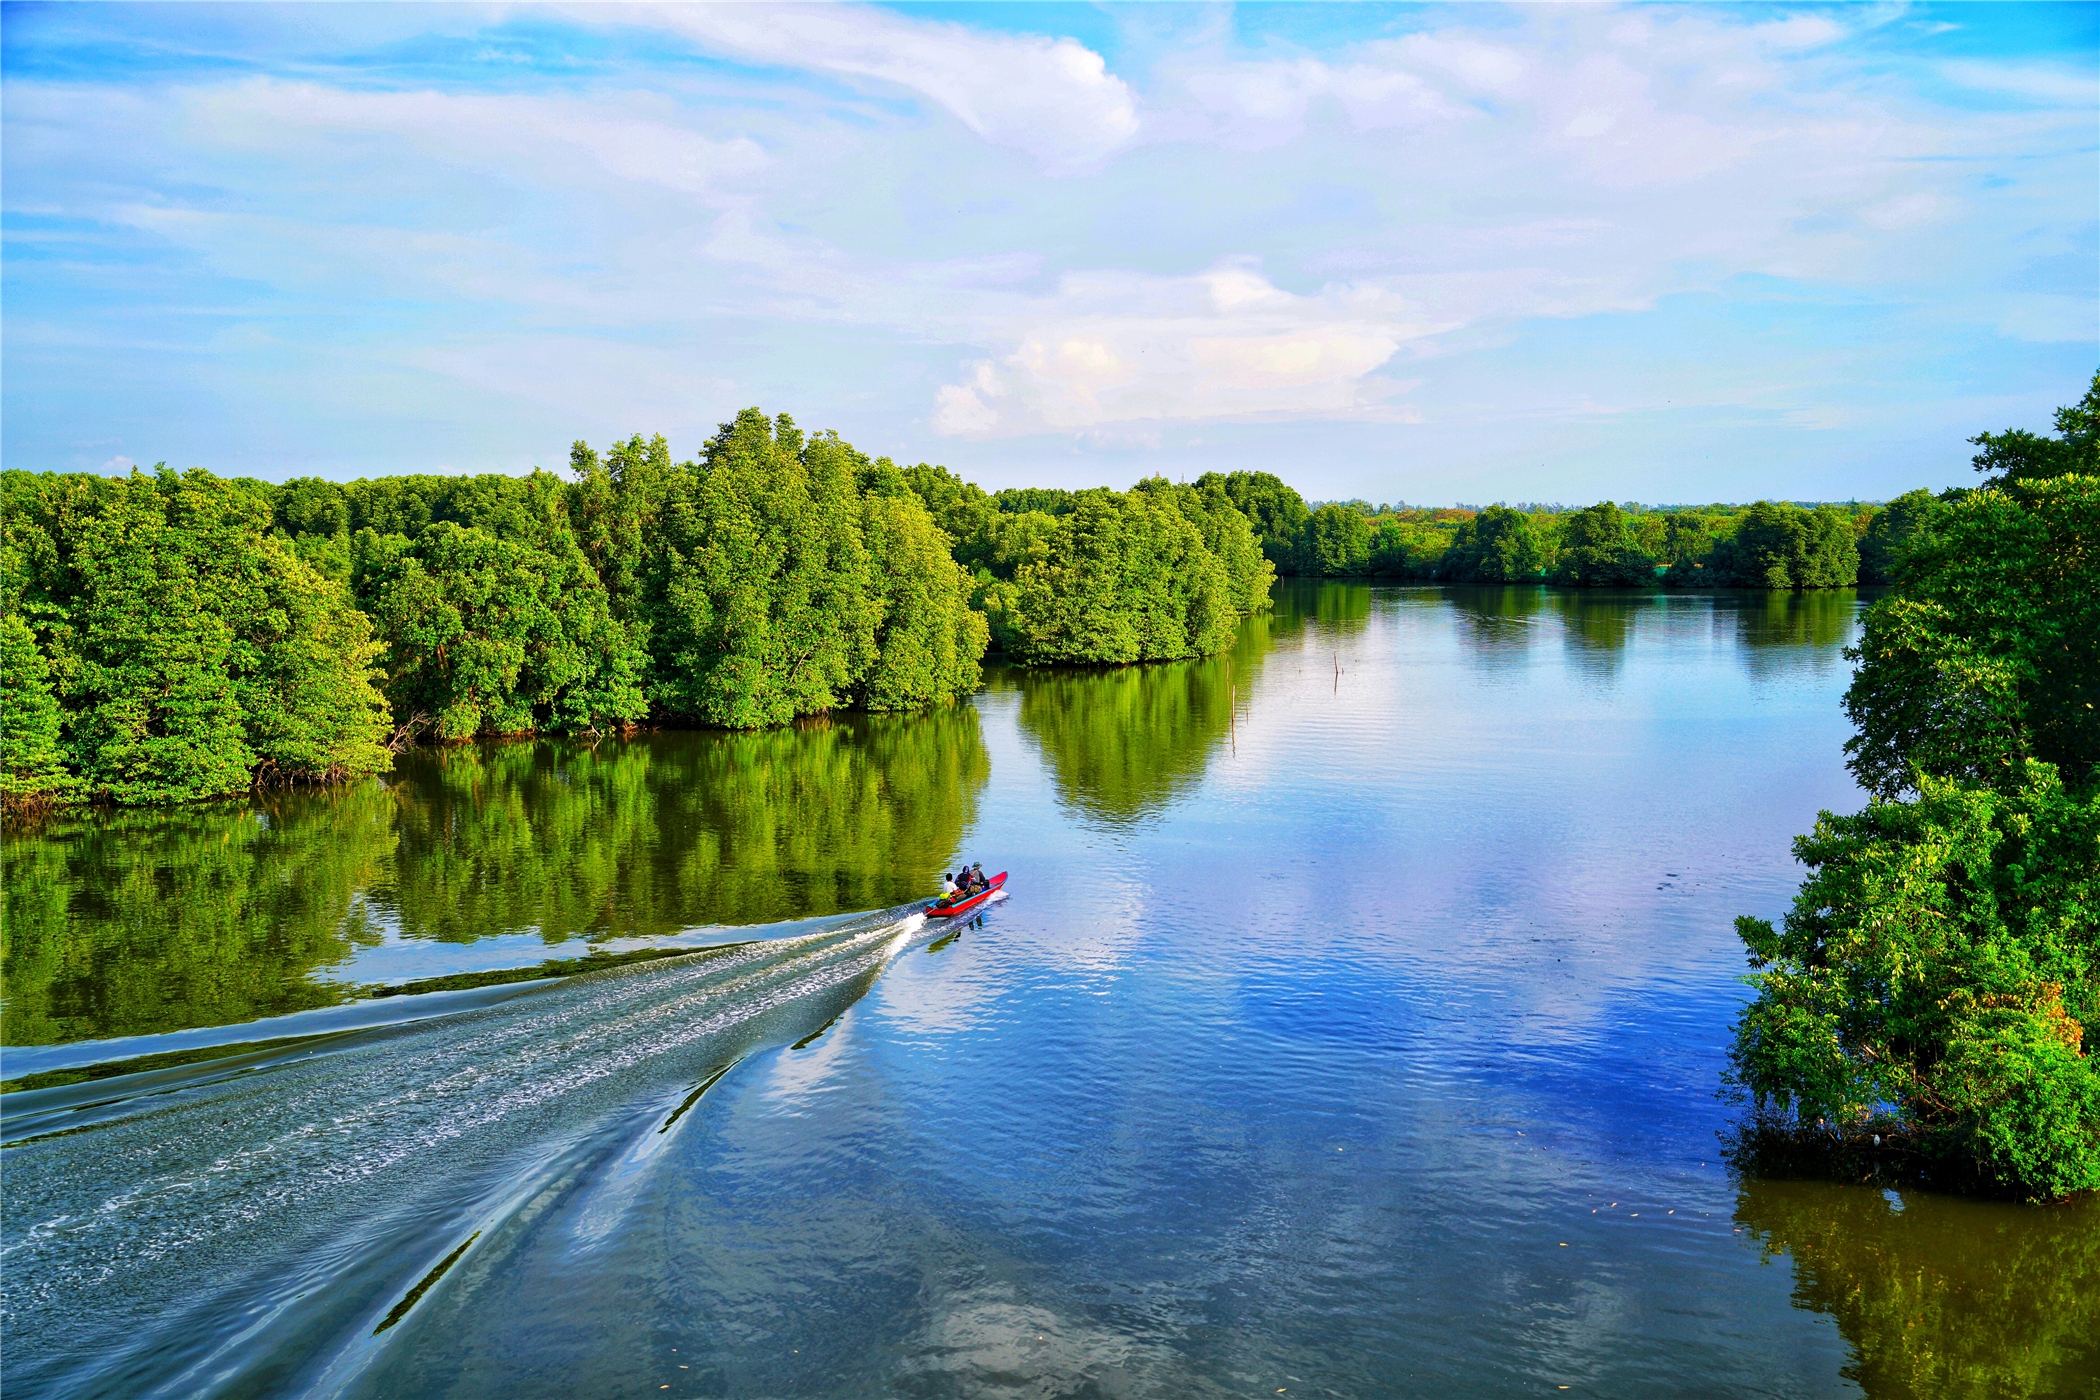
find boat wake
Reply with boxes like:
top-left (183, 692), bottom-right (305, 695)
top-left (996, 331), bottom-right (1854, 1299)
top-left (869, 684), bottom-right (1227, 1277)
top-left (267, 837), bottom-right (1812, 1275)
top-left (0, 902), bottom-right (953, 1400)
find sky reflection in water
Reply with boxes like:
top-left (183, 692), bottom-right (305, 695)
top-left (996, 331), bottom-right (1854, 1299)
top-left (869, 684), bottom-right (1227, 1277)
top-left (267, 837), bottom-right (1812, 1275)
top-left (4, 582), bottom-right (2094, 1399)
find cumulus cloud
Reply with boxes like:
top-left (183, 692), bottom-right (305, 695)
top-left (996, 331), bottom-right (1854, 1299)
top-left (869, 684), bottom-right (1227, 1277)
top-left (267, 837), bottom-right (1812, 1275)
top-left (626, 2), bottom-right (1138, 170)
top-left (4, 2), bottom-right (2092, 487)
top-left (904, 5), bottom-right (2083, 437)
top-left (930, 261), bottom-right (1436, 437)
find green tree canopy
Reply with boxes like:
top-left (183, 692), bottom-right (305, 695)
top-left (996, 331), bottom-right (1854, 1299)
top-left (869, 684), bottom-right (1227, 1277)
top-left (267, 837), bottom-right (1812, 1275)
top-left (1134, 476), bottom-right (1276, 610)
top-left (1728, 763), bottom-right (2100, 1199)
top-left (1731, 382), bottom-right (2100, 1202)
top-left (1658, 510), bottom-right (1734, 572)
top-left (1199, 470), bottom-right (1312, 574)
top-left (1551, 502), bottom-right (1656, 586)
top-left (1970, 369), bottom-right (2100, 487)
top-left (1, 613), bottom-right (75, 808)
top-left (1843, 474), bottom-right (2098, 799)
top-left (990, 486), bottom-right (1078, 516)
top-left (1700, 501), bottom-right (1859, 589)
top-left (855, 489), bottom-right (990, 711)
top-left (359, 521), bottom-right (646, 740)
top-left (1006, 487), bottom-right (1239, 665)
top-left (1441, 505), bottom-right (1546, 583)
top-left (4, 468), bottom-right (392, 805)
top-left (1307, 502), bottom-right (1373, 576)
top-left (897, 461), bottom-right (1002, 573)
top-left (639, 411), bottom-right (877, 727)
top-left (1857, 487), bottom-right (1938, 584)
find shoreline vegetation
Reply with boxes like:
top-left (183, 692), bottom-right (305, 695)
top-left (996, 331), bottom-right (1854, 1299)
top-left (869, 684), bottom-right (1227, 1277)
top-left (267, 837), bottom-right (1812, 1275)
top-left (5, 390), bottom-right (2043, 813)
top-left (3, 377), bottom-right (2093, 1204)
top-left (1725, 375), bottom-right (2099, 1202)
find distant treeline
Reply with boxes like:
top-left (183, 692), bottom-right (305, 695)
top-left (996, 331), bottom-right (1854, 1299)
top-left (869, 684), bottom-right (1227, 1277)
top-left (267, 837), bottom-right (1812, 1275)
top-left (1198, 479), bottom-right (1934, 588)
top-left (6, 377), bottom-right (2094, 808)
top-left (960, 475), bottom-right (1929, 590)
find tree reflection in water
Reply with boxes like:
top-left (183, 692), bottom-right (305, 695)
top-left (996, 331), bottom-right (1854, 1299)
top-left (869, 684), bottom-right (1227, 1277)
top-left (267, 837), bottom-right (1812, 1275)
top-left (1, 709), bottom-right (989, 1046)
top-left (1722, 588), bottom-right (1865, 682)
top-left (381, 709), bottom-right (988, 942)
top-left (1736, 1175), bottom-right (2100, 1399)
top-left (1550, 589), bottom-right (1643, 679)
top-left (1, 785), bottom-right (398, 1045)
top-left (1444, 584), bottom-right (1547, 677)
top-left (1011, 605), bottom-right (1273, 828)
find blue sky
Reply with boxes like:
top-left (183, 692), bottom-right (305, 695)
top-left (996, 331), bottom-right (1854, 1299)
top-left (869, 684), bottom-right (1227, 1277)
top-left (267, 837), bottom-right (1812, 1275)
top-left (4, 2), bottom-right (2094, 502)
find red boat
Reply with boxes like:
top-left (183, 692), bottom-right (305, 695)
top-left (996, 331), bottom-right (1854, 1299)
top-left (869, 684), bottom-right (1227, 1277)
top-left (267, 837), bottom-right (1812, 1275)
top-left (926, 871), bottom-right (1006, 918)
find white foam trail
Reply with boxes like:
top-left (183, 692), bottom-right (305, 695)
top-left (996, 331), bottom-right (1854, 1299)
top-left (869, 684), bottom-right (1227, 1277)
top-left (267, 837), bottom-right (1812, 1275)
top-left (0, 899), bottom-right (989, 1400)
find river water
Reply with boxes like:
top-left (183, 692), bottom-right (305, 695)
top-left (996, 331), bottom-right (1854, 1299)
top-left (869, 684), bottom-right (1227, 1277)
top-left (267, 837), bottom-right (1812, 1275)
top-left (4, 582), bottom-right (2095, 1399)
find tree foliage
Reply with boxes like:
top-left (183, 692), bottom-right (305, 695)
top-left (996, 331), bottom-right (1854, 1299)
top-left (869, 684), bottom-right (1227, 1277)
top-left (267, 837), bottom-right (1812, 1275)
top-left (1970, 369), bottom-right (2100, 487)
top-left (1551, 501), bottom-right (1656, 586)
top-left (1843, 474), bottom-right (2098, 799)
top-left (2, 410), bottom-right (1013, 805)
top-left (1201, 470), bottom-right (1312, 574)
top-left (3, 468), bottom-right (391, 806)
top-left (857, 490), bottom-right (990, 711)
top-left (1, 613), bottom-right (75, 807)
top-left (990, 486), bottom-right (1078, 516)
top-left (1857, 487), bottom-right (1938, 585)
top-left (1697, 501), bottom-right (1860, 589)
top-left (1730, 381), bottom-right (2100, 1200)
top-left (1307, 502), bottom-right (1374, 576)
top-left (638, 412), bottom-right (877, 727)
top-left (359, 522), bottom-right (646, 740)
top-left (1441, 506), bottom-right (1547, 583)
top-left (1145, 477), bottom-right (1276, 612)
top-left (1728, 764), bottom-right (2100, 1199)
top-left (1006, 486), bottom-right (1243, 665)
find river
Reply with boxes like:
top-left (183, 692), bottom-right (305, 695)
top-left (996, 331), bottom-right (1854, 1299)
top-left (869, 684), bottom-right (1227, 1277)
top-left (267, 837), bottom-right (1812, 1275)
top-left (3, 581), bottom-right (2094, 1399)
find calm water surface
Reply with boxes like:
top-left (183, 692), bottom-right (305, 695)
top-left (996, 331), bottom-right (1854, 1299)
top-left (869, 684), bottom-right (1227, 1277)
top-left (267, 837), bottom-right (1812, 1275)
top-left (4, 583), bottom-right (2095, 1399)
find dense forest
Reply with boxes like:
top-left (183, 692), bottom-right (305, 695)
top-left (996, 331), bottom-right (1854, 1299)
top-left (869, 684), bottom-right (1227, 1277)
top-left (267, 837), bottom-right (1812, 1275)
top-left (6, 377), bottom-right (2094, 809)
top-left (0, 409), bottom-right (1271, 808)
top-left (1725, 377), bottom-right (2099, 1200)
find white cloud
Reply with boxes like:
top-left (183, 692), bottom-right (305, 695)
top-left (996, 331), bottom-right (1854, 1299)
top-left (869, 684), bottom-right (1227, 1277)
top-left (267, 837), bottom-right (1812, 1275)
top-left (189, 78), bottom-right (770, 197)
top-left (1181, 56), bottom-right (1467, 146)
top-left (622, 2), bottom-right (1138, 170)
top-left (931, 261), bottom-right (1438, 437)
top-left (1941, 61), bottom-right (2100, 106)
top-left (4, 3), bottom-right (2092, 489)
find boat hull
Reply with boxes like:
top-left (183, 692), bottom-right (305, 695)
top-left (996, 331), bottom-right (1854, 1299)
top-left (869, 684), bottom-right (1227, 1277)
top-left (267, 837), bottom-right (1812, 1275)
top-left (926, 871), bottom-right (1007, 919)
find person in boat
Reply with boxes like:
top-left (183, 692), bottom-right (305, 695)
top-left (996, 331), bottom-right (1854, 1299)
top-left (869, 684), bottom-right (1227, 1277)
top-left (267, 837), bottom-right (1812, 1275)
top-left (939, 871), bottom-right (957, 898)
top-left (967, 862), bottom-right (986, 893)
